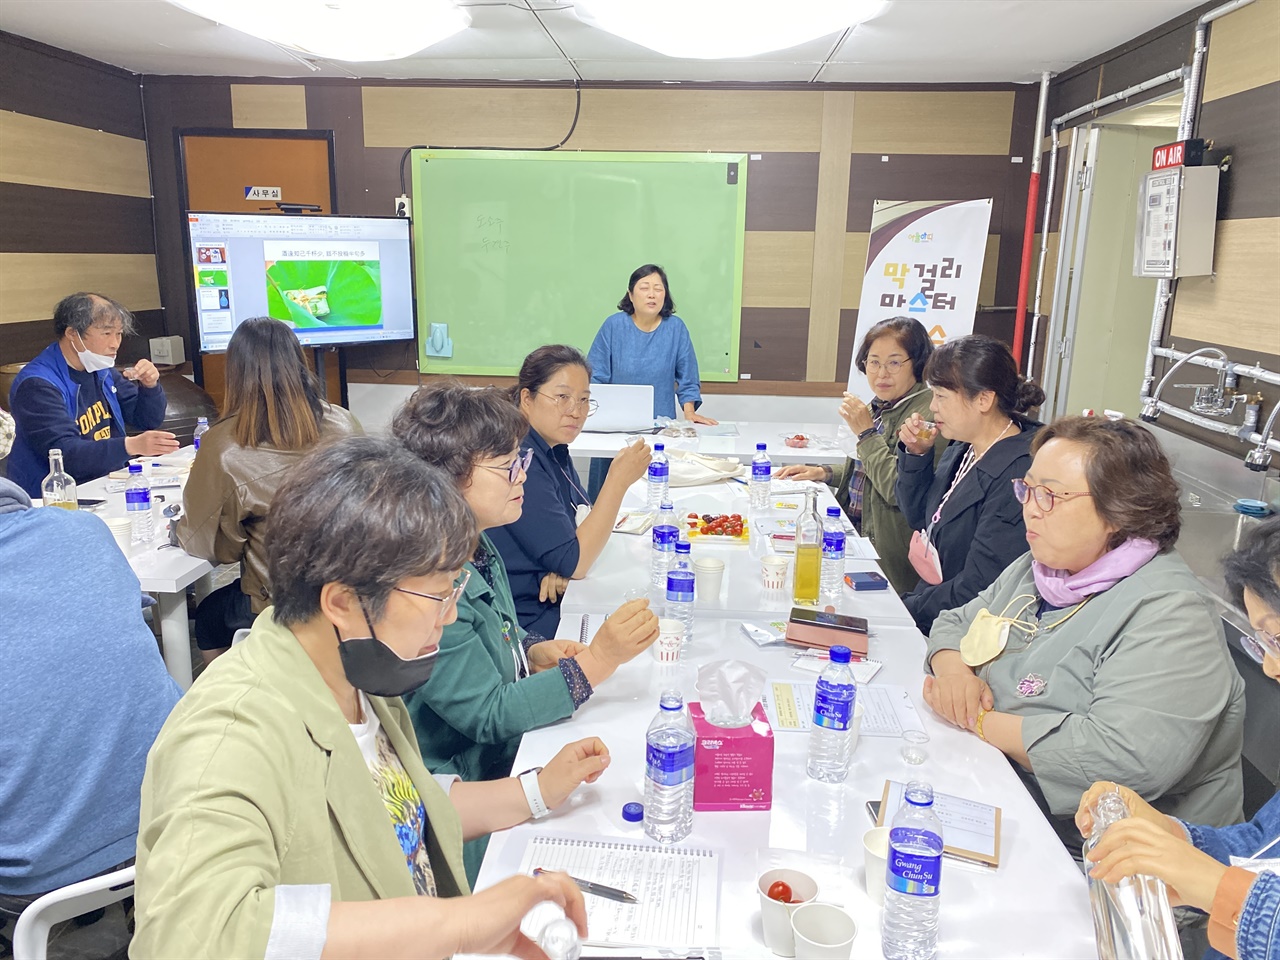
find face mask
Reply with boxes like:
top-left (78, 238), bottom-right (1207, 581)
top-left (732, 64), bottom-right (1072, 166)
top-left (71, 330), bottom-right (116, 373)
top-left (960, 596), bottom-right (1037, 667)
top-left (334, 599), bottom-right (439, 698)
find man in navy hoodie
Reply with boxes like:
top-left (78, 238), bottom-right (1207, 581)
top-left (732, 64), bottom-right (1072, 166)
top-left (7, 292), bottom-right (177, 496)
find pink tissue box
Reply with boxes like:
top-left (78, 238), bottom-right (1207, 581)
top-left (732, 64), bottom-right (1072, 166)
top-left (688, 701), bottom-right (774, 811)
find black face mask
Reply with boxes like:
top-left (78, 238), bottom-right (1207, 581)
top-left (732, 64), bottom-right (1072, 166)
top-left (334, 599), bottom-right (439, 698)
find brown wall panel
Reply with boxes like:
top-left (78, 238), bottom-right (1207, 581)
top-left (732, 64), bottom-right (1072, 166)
top-left (231, 84), bottom-right (308, 129)
top-left (0, 184), bottom-right (154, 254)
top-left (0, 112), bottom-right (151, 198)
top-left (307, 84), bottom-right (370, 216)
top-left (807, 91), bottom-right (857, 381)
top-left (1198, 81), bottom-right (1280, 222)
top-left (836, 308), bottom-right (861, 384)
top-left (182, 135), bottom-right (333, 212)
top-left (1170, 217), bottom-right (1280, 352)
top-left (1203, 0), bottom-right (1280, 102)
top-left (742, 232), bottom-right (814, 308)
top-left (0, 253), bottom-right (161, 326)
top-left (0, 32), bottom-right (145, 140)
top-left (739, 308), bottom-right (810, 381)
top-left (994, 85), bottom-right (1038, 310)
top-left (743, 153), bottom-right (821, 232)
top-left (0, 309), bottom-right (165, 369)
top-left (850, 91), bottom-right (1014, 156)
top-left (847, 155), bottom-right (1011, 232)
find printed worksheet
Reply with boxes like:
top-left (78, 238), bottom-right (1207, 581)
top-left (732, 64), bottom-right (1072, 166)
top-left (760, 681), bottom-right (922, 736)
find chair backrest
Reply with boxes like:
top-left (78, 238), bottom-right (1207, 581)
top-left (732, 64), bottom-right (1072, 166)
top-left (12, 866), bottom-right (135, 960)
top-left (231, 628), bottom-right (251, 646)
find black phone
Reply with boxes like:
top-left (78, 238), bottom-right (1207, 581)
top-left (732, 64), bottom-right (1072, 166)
top-left (845, 571), bottom-right (889, 591)
top-left (77, 498), bottom-right (106, 508)
top-left (788, 606), bottom-right (868, 634)
top-left (866, 799), bottom-right (881, 824)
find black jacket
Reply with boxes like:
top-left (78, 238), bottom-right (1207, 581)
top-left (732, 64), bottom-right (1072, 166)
top-left (895, 420), bottom-right (1042, 634)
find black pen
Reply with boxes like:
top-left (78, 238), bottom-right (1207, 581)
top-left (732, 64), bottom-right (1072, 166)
top-left (534, 867), bottom-right (638, 904)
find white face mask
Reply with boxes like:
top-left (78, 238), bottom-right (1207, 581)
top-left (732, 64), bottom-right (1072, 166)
top-left (70, 330), bottom-right (116, 373)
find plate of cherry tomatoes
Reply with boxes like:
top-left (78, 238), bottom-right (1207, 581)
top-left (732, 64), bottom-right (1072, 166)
top-left (686, 512), bottom-right (749, 541)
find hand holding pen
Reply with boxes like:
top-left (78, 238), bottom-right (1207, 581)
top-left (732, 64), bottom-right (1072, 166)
top-left (534, 867), bottom-right (638, 904)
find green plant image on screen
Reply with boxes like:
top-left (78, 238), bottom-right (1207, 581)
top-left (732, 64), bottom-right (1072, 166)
top-left (197, 269), bottom-right (228, 286)
top-left (265, 260), bottom-right (383, 329)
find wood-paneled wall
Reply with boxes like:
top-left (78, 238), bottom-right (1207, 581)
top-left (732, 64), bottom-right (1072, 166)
top-left (0, 32), bottom-right (163, 368)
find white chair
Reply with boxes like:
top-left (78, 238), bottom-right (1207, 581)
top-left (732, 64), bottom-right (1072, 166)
top-left (12, 865), bottom-right (135, 960)
top-left (231, 628), bottom-right (251, 646)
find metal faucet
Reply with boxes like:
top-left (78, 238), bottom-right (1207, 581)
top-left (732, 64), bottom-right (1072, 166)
top-left (1141, 347), bottom-right (1238, 421)
top-left (1246, 400), bottom-right (1279, 472)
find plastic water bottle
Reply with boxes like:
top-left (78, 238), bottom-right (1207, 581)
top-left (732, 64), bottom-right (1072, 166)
top-left (647, 442), bottom-right (670, 509)
top-left (821, 506), bottom-right (847, 597)
top-left (650, 501), bottom-right (678, 588)
top-left (1084, 791), bottom-right (1182, 959)
top-left (125, 463), bottom-right (154, 545)
top-left (882, 781), bottom-right (944, 960)
top-left (643, 691), bottom-right (695, 844)
top-left (523, 902), bottom-right (582, 960)
top-left (192, 416), bottom-right (209, 450)
top-left (806, 645), bottom-right (857, 783)
top-left (665, 542), bottom-right (695, 641)
top-left (750, 443), bottom-right (771, 510)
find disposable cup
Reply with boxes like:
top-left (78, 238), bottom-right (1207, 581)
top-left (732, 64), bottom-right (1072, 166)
top-left (761, 555), bottom-right (789, 591)
top-left (103, 516), bottom-right (133, 555)
top-left (862, 826), bottom-right (890, 906)
top-left (789, 902), bottom-right (856, 959)
top-left (652, 618), bottom-right (684, 662)
top-left (757, 868), bottom-right (818, 957)
top-left (692, 558), bottom-right (725, 602)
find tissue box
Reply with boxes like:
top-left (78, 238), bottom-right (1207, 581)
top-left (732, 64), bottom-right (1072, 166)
top-left (689, 702), bottom-right (774, 811)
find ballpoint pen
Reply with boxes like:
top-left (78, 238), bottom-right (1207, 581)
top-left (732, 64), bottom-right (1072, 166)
top-left (534, 868), bottom-right (638, 904)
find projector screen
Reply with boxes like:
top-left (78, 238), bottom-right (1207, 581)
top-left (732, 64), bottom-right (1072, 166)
top-left (185, 212), bottom-right (415, 352)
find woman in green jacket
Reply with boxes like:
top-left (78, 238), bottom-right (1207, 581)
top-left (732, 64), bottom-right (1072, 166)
top-left (133, 437), bottom-right (601, 959)
top-left (778, 316), bottom-right (947, 591)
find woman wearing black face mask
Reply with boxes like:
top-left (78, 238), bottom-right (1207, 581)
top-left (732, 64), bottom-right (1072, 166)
top-left (132, 436), bottom-right (602, 959)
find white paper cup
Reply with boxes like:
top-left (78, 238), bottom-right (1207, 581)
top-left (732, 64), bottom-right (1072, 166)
top-left (761, 554), bottom-right (789, 591)
top-left (862, 826), bottom-right (890, 906)
top-left (757, 868), bottom-right (818, 957)
top-left (652, 618), bottom-right (684, 662)
top-left (103, 516), bottom-right (133, 555)
top-left (790, 902), bottom-right (856, 959)
top-left (692, 558), bottom-right (725, 602)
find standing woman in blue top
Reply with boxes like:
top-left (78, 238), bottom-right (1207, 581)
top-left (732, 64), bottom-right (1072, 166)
top-left (586, 264), bottom-right (717, 497)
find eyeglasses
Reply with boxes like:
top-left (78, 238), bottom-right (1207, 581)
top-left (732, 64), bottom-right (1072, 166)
top-left (865, 359), bottom-right (906, 374)
top-left (394, 569), bottom-right (472, 624)
top-left (1254, 627), bottom-right (1280, 660)
top-left (538, 392), bottom-right (599, 416)
top-left (1012, 478), bottom-right (1093, 512)
top-left (477, 448), bottom-right (533, 484)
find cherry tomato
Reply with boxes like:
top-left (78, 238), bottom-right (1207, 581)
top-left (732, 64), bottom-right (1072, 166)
top-left (688, 512), bottom-right (700, 519)
top-left (730, 513), bottom-right (742, 521)
top-left (767, 881), bottom-right (793, 903)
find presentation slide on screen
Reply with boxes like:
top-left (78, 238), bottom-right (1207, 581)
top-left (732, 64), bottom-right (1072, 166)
top-left (187, 213), bottom-right (415, 351)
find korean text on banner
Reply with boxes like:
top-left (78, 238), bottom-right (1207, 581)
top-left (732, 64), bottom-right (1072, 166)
top-left (847, 199), bottom-right (993, 399)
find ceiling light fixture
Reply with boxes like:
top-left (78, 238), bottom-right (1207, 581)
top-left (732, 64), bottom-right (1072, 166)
top-left (572, 0), bottom-right (886, 60)
top-left (168, 0), bottom-right (471, 63)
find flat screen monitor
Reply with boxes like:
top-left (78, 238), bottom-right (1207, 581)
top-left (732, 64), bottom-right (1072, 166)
top-left (185, 212), bottom-right (415, 351)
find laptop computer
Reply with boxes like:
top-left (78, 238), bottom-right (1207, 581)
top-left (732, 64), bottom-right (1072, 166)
top-left (584, 383), bottom-right (657, 433)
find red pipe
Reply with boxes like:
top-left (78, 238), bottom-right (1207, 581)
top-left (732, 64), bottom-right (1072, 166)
top-left (1012, 169), bottom-right (1040, 372)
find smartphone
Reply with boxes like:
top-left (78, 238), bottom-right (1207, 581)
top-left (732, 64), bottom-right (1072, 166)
top-left (77, 498), bottom-right (106, 508)
top-left (845, 571), bottom-right (889, 591)
top-left (788, 607), bottom-right (868, 634)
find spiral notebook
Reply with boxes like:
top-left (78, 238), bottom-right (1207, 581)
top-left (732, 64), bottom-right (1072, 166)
top-left (517, 834), bottom-right (720, 949)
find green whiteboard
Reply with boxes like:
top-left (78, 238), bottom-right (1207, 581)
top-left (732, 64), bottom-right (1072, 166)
top-left (410, 150), bottom-right (747, 379)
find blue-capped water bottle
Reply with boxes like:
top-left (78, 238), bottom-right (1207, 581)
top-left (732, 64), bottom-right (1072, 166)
top-left (882, 781), bottom-right (944, 960)
top-left (647, 442), bottom-right (670, 509)
top-left (806, 644), bottom-right (857, 783)
top-left (650, 500), bottom-right (678, 588)
top-left (192, 416), bottom-right (209, 450)
top-left (821, 506), bottom-right (847, 597)
top-left (749, 443), bottom-right (771, 510)
top-left (125, 463), bottom-right (154, 545)
top-left (643, 691), bottom-right (695, 844)
top-left (665, 541), bottom-right (695, 642)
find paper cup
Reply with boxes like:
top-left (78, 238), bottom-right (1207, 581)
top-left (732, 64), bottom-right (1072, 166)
top-left (790, 902), bottom-right (856, 959)
top-left (761, 555), bottom-right (789, 591)
top-left (652, 619), bottom-right (684, 662)
top-left (862, 826), bottom-right (890, 906)
top-left (757, 868), bottom-right (818, 957)
top-left (692, 558), bottom-right (725, 602)
top-left (103, 516), bottom-right (133, 555)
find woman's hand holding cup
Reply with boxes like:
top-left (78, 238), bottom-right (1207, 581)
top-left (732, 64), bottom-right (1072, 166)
top-left (898, 413), bottom-right (936, 455)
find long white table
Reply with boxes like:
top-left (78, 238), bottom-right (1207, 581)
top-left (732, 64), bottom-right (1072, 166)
top-left (569, 421), bottom-right (853, 466)
top-left (476, 477), bottom-right (1097, 959)
top-left (79, 450), bottom-right (211, 690)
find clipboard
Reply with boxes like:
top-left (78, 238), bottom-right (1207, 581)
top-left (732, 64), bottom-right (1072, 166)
top-left (875, 780), bottom-right (1002, 869)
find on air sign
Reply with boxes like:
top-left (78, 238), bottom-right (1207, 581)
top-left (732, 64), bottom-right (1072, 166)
top-left (1152, 139), bottom-right (1204, 171)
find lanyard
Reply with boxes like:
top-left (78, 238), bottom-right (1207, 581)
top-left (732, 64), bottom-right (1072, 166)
top-left (557, 461), bottom-right (591, 507)
top-left (504, 618), bottom-right (530, 680)
top-left (927, 420), bottom-right (1015, 531)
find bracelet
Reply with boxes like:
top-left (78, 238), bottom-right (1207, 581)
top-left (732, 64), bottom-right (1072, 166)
top-left (518, 767), bottom-right (549, 819)
top-left (857, 426), bottom-right (879, 443)
top-left (974, 708), bottom-right (989, 742)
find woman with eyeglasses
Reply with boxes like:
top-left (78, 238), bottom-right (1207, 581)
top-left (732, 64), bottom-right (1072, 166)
top-left (1075, 516), bottom-right (1279, 960)
top-left (777, 317), bottom-right (945, 591)
top-left (488, 345), bottom-right (652, 637)
top-left (923, 416), bottom-right (1246, 845)
top-left (133, 437), bottom-right (600, 959)
top-left (392, 380), bottom-right (658, 879)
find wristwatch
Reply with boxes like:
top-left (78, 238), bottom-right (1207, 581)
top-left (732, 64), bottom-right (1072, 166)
top-left (857, 426), bottom-right (879, 443)
top-left (518, 766), bottom-right (549, 819)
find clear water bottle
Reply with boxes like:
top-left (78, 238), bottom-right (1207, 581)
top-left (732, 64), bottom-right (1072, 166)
top-left (523, 902), bottom-right (582, 960)
top-left (1084, 791), bottom-right (1182, 960)
top-left (665, 542), bottom-right (695, 642)
top-left (125, 463), bottom-right (154, 545)
top-left (883, 781), bottom-right (944, 960)
top-left (821, 506), bottom-right (847, 597)
top-left (41, 448), bottom-right (77, 510)
top-left (650, 500), bottom-right (678, 588)
top-left (647, 442), bottom-right (670, 509)
top-left (643, 691), bottom-right (695, 844)
top-left (806, 645), bottom-right (857, 783)
top-left (192, 416), bottom-right (209, 450)
top-left (750, 443), bottom-right (771, 510)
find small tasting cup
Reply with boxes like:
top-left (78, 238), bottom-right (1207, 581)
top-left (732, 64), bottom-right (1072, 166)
top-left (789, 902), bottom-right (857, 959)
top-left (692, 558), bottom-right (725, 602)
top-left (652, 618), bottom-right (684, 662)
top-left (761, 555), bottom-right (789, 591)
top-left (757, 868), bottom-right (819, 957)
top-left (862, 826), bottom-right (890, 906)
